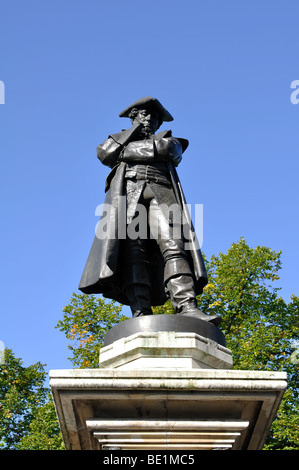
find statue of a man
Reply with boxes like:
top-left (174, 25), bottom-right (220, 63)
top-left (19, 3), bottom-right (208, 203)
top-left (79, 97), bottom-right (220, 325)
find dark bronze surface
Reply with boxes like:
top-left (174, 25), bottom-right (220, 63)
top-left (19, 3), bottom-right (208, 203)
top-left (79, 97), bottom-right (221, 328)
top-left (104, 314), bottom-right (226, 347)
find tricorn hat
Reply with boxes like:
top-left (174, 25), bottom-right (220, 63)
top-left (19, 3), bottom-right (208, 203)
top-left (119, 96), bottom-right (174, 122)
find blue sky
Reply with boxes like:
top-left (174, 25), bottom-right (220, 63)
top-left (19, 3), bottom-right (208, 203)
top-left (0, 0), bottom-right (298, 377)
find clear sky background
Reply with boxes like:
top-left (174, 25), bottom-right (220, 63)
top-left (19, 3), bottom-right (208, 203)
top-left (0, 1), bottom-right (298, 378)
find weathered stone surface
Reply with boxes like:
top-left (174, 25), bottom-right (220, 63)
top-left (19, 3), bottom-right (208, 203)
top-left (99, 331), bottom-right (233, 370)
top-left (50, 368), bottom-right (287, 450)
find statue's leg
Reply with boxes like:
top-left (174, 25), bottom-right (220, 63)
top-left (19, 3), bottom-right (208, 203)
top-left (148, 197), bottom-right (221, 326)
top-left (121, 238), bottom-right (153, 318)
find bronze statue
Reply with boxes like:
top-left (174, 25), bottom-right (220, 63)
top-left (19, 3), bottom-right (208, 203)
top-left (79, 97), bottom-right (221, 325)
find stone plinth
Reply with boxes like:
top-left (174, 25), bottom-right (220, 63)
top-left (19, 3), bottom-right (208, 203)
top-left (50, 368), bottom-right (287, 450)
top-left (99, 331), bottom-right (233, 370)
top-left (50, 316), bottom-right (287, 450)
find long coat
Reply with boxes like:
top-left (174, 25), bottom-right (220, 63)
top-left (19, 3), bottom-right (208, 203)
top-left (79, 129), bottom-right (208, 305)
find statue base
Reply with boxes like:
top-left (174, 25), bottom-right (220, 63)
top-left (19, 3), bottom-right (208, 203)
top-left (103, 314), bottom-right (226, 347)
top-left (100, 330), bottom-right (232, 370)
top-left (50, 368), bottom-right (287, 450)
top-left (50, 315), bottom-right (287, 450)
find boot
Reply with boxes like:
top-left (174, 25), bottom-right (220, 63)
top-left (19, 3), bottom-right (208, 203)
top-left (124, 284), bottom-right (153, 317)
top-left (166, 274), bottom-right (221, 326)
top-left (179, 300), bottom-right (222, 326)
top-left (122, 256), bottom-right (153, 317)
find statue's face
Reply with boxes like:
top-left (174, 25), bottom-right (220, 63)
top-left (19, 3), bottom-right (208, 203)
top-left (134, 108), bottom-right (159, 135)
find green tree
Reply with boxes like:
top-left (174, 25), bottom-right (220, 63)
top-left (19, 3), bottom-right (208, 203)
top-left (56, 293), bottom-right (129, 368)
top-left (17, 393), bottom-right (64, 450)
top-left (199, 238), bottom-right (299, 450)
top-left (0, 349), bottom-right (48, 449)
top-left (0, 349), bottom-right (64, 450)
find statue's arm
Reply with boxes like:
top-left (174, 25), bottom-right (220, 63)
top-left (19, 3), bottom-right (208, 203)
top-left (97, 138), bottom-right (122, 168)
top-left (122, 140), bottom-right (155, 162)
top-left (122, 137), bottom-right (183, 165)
top-left (154, 137), bottom-right (183, 166)
top-left (97, 122), bottom-right (143, 168)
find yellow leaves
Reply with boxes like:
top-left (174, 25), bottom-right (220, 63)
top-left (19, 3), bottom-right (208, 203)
top-left (69, 324), bottom-right (79, 340)
top-left (79, 335), bottom-right (94, 346)
top-left (69, 323), bottom-right (94, 341)
top-left (68, 320), bottom-right (96, 351)
top-left (82, 359), bottom-right (91, 368)
top-left (3, 409), bottom-right (11, 419)
top-left (208, 300), bottom-right (222, 308)
top-left (204, 283), bottom-right (215, 291)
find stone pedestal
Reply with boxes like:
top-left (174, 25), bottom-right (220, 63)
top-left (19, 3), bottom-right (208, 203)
top-left (99, 331), bottom-right (233, 370)
top-left (50, 316), bottom-right (287, 451)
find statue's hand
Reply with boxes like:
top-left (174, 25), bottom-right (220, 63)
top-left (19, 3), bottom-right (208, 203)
top-left (129, 120), bottom-right (143, 136)
top-left (116, 121), bottom-right (144, 147)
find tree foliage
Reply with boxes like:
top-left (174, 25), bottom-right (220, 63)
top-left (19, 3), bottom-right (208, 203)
top-left (16, 393), bottom-right (64, 450)
top-left (0, 349), bottom-right (64, 450)
top-left (0, 349), bottom-right (48, 449)
top-left (56, 294), bottom-right (129, 368)
top-left (199, 238), bottom-right (299, 449)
